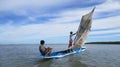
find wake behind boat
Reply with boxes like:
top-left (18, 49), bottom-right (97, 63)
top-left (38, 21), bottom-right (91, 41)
top-left (38, 8), bottom-right (95, 59)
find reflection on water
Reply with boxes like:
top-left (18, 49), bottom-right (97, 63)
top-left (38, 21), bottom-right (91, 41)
top-left (0, 44), bottom-right (120, 67)
top-left (35, 59), bottom-right (52, 67)
top-left (36, 55), bottom-right (88, 67)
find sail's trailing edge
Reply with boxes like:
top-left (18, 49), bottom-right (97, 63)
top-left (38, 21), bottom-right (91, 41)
top-left (73, 7), bottom-right (95, 48)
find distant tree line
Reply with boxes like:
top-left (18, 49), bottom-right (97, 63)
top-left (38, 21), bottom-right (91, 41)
top-left (85, 41), bottom-right (120, 44)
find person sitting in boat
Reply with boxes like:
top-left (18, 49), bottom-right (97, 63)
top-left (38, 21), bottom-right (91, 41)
top-left (68, 31), bottom-right (77, 51)
top-left (39, 40), bottom-right (52, 56)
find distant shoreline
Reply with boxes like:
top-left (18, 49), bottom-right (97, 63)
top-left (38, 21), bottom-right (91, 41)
top-left (85, 41), bottom-right (120, 44)
top-left (0, 41), bottom-right (120, 45)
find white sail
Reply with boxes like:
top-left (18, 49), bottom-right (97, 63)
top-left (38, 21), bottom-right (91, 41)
top-left (73, 8), bottom-right (95, 48)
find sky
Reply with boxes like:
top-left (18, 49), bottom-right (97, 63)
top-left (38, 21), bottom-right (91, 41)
top-left (0, 0), bottom-right (120, 44)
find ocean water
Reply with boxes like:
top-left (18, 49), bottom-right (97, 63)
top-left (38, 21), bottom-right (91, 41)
top-left (0, 44), bottom-right (120, 67)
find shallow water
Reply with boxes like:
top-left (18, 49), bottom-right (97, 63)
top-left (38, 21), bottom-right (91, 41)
top-left (0, 44), bottom-right (120, 67)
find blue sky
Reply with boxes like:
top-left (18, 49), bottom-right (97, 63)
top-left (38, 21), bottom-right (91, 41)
top-left (0, 0), bottom-right (120, 44)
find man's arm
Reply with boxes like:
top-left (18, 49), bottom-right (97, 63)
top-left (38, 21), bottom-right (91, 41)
top-left (73, 31), bottom-right (77, 35)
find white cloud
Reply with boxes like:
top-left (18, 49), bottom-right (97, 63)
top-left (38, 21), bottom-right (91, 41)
top-left (90, 29), bottom-right (120, 35)
top-left (0, 0), bottom-right (76, 11)
top-left (95, 0), bottom-right (120, 12)
top-left (92, 16), bottom-right (120, 29)
top-left (0, 23), bottom-right (78, 43)
top-left (89, 34), bottom-right (120, 38)
top-left (47, 8), bottom-right (95, 24)
top-left (0, 0), bottom-right (48, 11)
top-left (28, 16), bottom-right (36, 21)
top-left (0, 0), bottom-right (120, 44)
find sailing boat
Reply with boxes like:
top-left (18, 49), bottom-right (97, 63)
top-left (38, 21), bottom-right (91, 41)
top-left (39, 8), bottom-right (95, 59)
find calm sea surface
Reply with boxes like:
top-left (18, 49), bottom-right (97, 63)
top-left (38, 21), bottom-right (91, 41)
top-left (0, 44), bottom-right (120, 67)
